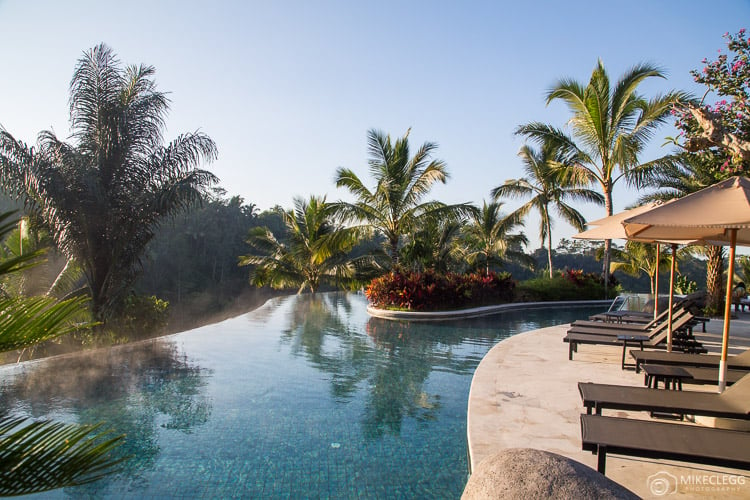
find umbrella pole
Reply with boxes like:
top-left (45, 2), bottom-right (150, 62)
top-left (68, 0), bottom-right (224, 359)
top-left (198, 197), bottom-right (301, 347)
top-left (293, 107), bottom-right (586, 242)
top-left (667, 244), bottom-right (677, 352)
top-left (654, 244), bottom-right (660, 320)
top-left (720, 229), bottom-right (738, 392)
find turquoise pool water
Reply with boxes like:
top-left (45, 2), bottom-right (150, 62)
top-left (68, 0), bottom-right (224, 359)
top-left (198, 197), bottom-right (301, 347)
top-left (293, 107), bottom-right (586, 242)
top-left (1, 292), bottom-right (601, 498)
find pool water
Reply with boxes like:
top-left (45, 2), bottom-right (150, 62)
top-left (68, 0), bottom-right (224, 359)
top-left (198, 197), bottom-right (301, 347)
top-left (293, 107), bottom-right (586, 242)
top-left (0, 292), bottom-right (601, 498)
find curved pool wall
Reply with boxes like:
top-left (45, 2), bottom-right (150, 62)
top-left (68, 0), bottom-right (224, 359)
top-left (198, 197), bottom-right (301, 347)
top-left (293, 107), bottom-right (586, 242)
top-left (368, 300), bottom-right (611, 321)
top-left (1, 292), bottom-right (605, 498)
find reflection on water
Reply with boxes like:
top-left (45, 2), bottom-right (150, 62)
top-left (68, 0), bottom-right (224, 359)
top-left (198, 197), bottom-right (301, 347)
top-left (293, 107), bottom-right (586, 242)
top-left (0, 292), bottom-right (602, 498)
top-left (0, 340), bottom-right (212, 497)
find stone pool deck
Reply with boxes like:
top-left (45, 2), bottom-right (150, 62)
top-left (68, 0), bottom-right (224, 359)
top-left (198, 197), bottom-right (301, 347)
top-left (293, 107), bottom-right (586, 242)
top-left (466, 310), bottom-right (750, 499)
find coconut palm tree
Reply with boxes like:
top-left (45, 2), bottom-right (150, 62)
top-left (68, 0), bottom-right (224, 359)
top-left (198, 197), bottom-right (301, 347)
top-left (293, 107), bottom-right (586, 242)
top-left (0, 211), bottom-right (124, 495)
top-left (492, 140), bottom-right (604, 278)
top-left (516, 60), bottom-right (684, 288)
top-left (334, 128), bottom-right (472, 269)
top-left (240, 195), bottom-right (371, 294)
top-left (0, 44), bottom-right (217, 320)
top-left (462, 201), bottom-right (532, 276)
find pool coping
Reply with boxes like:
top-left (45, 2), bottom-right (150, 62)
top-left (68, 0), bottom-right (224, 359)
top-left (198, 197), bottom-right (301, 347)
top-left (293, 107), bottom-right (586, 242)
top-left (367, 299), bottom-right (611, 321)
top-left (465, 310), bottom-right (750, 498)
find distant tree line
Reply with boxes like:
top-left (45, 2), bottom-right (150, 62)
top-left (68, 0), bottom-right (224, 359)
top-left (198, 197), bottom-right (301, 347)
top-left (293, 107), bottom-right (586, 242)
top-left (1, 30), bottom-right (748, 332)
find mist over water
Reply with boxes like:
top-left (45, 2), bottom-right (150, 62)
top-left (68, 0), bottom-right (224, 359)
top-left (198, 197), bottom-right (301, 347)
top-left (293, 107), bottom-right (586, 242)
top-left (1, 292), bottom-right (601, 498)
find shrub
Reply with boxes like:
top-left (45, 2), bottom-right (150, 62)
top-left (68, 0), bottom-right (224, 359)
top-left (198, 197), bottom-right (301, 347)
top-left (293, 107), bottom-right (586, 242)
top-left (113, 294), bottom-right (170, 335)
top-left (515, 269), bottom-right (619, 302)
top-left (365, 270), bottom-right (515, 311)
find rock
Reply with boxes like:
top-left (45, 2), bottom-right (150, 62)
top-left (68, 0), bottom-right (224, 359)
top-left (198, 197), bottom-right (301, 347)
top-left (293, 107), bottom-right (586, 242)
top-left (461, 448), bottom-right (638, 500)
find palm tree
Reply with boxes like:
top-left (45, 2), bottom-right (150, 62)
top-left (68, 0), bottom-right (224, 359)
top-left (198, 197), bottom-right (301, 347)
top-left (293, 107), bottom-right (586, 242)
top-left (492, 140), bottom-right (604, 278)
top-left (399, 215), bottom-right (464, 273)
top-left (240, 195), bottom-right (369, 294)
top-left (0, 44), bottom-right (217, 320)
top-left (334, 128), bottom-right (472, 269)
top-left (0, 211), bottom-right (124, 495)
top-left (516, 60), bottom-right (684, 288)
top-left (462, 201), bottom-right (532, 276)
top-left (608, 240), bottom-right (673, 295)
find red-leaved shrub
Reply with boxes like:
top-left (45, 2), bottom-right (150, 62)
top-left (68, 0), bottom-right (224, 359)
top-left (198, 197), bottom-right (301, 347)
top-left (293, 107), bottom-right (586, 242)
top-left (365, 270), bottom-right (515, 311)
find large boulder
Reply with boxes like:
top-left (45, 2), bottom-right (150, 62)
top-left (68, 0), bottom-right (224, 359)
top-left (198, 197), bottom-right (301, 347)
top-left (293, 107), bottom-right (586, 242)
top-left (462, 448), bottom-right (638, 500)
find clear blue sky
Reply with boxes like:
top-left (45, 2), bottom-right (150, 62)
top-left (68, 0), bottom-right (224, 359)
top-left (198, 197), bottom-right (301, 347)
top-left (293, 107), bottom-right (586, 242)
top-left (1, 1), bottom-right (748, 248)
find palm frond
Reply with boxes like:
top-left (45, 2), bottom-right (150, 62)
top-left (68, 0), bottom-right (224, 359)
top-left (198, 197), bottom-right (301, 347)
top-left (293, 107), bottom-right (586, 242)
top-left (0, 416), bottom-right (126, 496)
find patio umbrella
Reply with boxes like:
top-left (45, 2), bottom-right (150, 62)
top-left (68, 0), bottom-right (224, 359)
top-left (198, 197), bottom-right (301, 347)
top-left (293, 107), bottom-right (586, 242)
top-left (574, 202), bottom-right (695, 348)
top-left (623, 176), bottom-right (750, 391)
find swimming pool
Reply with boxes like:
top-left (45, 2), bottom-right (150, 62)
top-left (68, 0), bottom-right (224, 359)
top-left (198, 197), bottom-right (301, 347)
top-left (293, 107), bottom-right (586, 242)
top-left (1, 292), bottom-right (601, 498)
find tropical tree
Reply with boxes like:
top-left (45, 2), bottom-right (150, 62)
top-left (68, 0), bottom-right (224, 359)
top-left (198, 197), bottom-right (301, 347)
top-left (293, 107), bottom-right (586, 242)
top-left (334, 128), bottom-right (472, 269)
top-left (0, 211), bottom-right (124, 495)
top-left (492, 140), bottom-right (604, 278)
top-left (673, 29), bottom-right (750, 172)
top-left (0, 44), bottom-right (218, 320)
top-left (516, 60), bottom-right (684, 288)
top-left (240, 195), bottom-right (371, 294)
top-left (462, 201), bottom-right (532, 276)
top-left (399, 215), bottom-right (465, 273)
top-left (662, 29), bottom-right (750, 313)
top-left (608, 240), bottom-right (674, 295)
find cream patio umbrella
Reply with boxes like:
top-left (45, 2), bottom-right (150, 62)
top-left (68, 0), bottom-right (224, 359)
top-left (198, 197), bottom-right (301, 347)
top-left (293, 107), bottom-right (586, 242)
top-left (623, 176), bottom-right (750, 392)
top-left (573, 201), bottom-right (695, 350)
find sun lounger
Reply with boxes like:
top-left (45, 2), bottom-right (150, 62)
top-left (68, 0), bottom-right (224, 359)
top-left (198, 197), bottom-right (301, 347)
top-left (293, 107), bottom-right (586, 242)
top-left (581, 414), bottom-right (750, 474)
top-left (631, 347), bottom-right (750, 373)
top-left (643, 364), bottom-right (747, 387)
top-left (578, 372), bottom-right (750, 420)
top-left (576, 300), bottom-right (691, 330)
top-left (564, 313), bottom-right (704, 363)
top-left (570, 305), bottom-right (695, 335)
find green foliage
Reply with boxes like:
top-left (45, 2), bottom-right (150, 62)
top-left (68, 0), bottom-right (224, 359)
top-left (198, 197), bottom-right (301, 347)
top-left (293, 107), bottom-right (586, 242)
top-left (108, 294), bottom-right (170, 337)
top-left (461, 200), bottom-right (533, 275)
top-left (517, 60), bottom-right (684, 287)
top-left (674, 274), bottom-right (698, 295)
top-left (0, 417), bottom-right (125, 496)
top-left (240, 195), bottom-right (375, 293)
top-left (0, 44), bottom-right (217, 320)
top-left (516, 270), bottom-right (619, 302)
top-left (0, 211), bottom-right (124, 494)
top-left (334, 128), bottom-right (473, 267)
top-left (136, 190), bottom-right (257, 314)
top-left (673, 29), bottom-right (749, 173)
top-left (365, 270), bottom-right (515, 311)
top-left (492, 138), bottom-right (604, 277)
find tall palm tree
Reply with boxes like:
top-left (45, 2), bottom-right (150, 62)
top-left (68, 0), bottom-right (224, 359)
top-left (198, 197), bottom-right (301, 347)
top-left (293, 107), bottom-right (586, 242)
top-left (0, 211), bottom-right (124, 495)
top-left (334, 128), bottom-right (472, 269)
top-left (462, 201), bottom-right (531, 276)
top-left (240, 195), bottom-right (369, 294)
top-left (0, 44), bottom-right (217, 320)
top-left (492, 140), bottom-right (604, 278)
top-left (516, 60), bottom-right (684, 288)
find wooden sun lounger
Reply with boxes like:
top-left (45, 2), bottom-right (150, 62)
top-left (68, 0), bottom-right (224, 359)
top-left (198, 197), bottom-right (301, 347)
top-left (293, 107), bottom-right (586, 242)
top-left (575, 301), bottom-right (691, 330)
top-left (564, 314), bottom-right (704, 364)
top-left (569, 306), bottom-right (695, 335)
top-left (578, 372), bottom-right (750, 420)
top-left (643, 365), bottom-right (747, 387)
top-left (581, 414), bottom-right (750, 474)
top-left (631, 348), bottom-right (750, 374)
